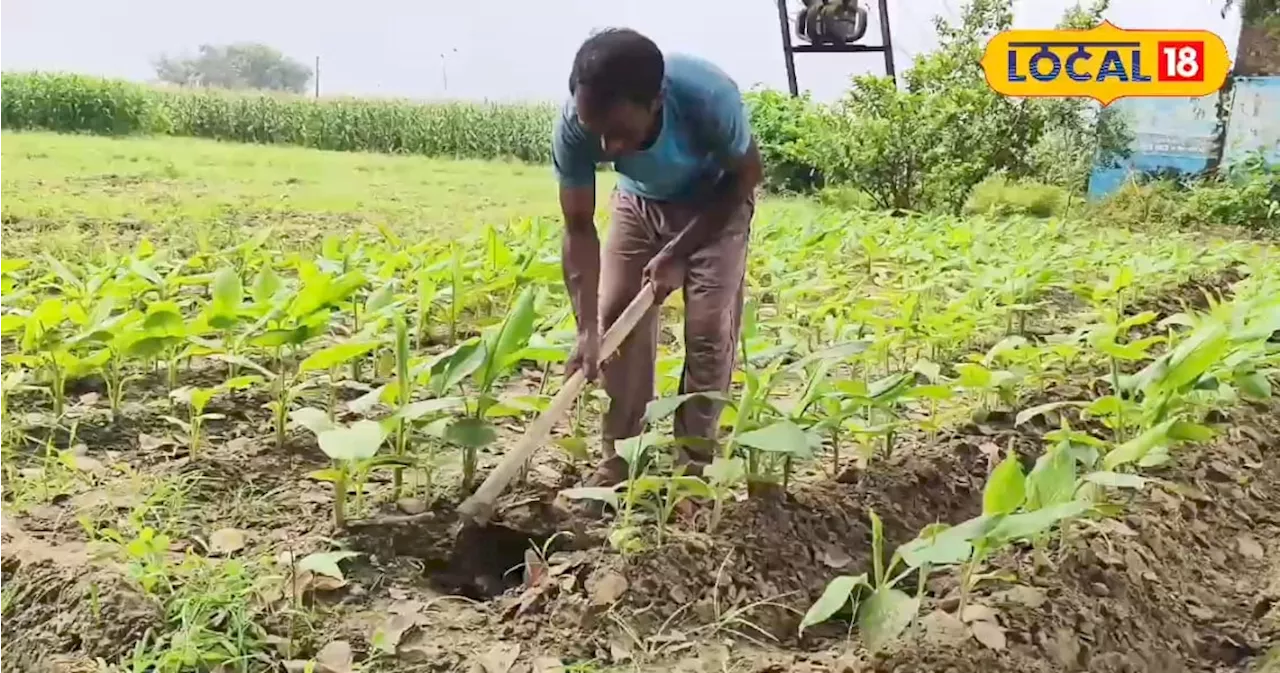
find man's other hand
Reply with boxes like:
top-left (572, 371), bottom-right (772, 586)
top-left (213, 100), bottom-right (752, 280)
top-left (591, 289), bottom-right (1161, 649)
top-left (643, 249), bottom-right (684, 301)
top-left (565, 329), bottom-right (601, 382)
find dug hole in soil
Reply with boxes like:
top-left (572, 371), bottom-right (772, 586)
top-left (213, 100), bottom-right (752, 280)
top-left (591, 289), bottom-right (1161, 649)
top-left (330, 393), bottom-right (1280, 673)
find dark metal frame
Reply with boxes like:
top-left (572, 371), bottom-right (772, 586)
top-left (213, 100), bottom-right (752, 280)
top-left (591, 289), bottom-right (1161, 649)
top-left (775, 0), bottom-right (897, 96)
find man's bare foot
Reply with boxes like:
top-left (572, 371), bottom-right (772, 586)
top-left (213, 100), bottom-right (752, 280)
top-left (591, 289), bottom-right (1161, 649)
top-left (584, 455), bottom-right (629, 487)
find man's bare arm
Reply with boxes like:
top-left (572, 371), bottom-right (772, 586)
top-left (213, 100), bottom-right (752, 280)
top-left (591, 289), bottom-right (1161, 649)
top-left (658, 139), bottom-right (763, 263)
top-left (561, 185), bottom-right (600, 340)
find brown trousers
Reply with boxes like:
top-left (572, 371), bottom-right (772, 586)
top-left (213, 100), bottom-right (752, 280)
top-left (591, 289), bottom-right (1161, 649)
top-left (598, 189), bottom-right (753, 459)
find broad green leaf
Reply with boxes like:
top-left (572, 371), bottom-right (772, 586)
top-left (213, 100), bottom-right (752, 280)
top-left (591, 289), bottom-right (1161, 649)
top-left (364, 282), bottom-right (396, 314)
top-left (736, 420), bottom-right (813, 457)
top-left (644, 391), bottom-right (732, 425)
top-left (1118, 310), bottom-right (1158, 331)
top-left (250, 326), bottom-right (312, 348)
top-left (444, 417), bottom-right (497, 448)
top-left (1015, 401), bottom-right (1085, 427)
top-left (125, 335), bottom-right (177, 359)
top-left (1236, 371), bottom-right (1272, 400)
top-left (318, 420), bottom-right (387, 462)
top-left (307, 468), bottom-right (343, 483)
top-left (799, 574), bottom-right (867, 634)
top-left (904, 384), bottom-right (953, 401)
top-left (868, 373), bottom-right (912, 400)
top-left (211, 267), bottom-right (242, 311)
top-left (1025, 445), bottom-right (1076, 510)
top-left (1084, 395), bottom-right (1123, 417)
top-left (1168, 421), bottom-right (1215, 443)
top-left (786, 340), bottom-right (870, 372)
top-left (956, 363), bottom-right (993, 389)
top-left (560, 486), bottom-right (620, 510)
top-left (857, 587), bottom-right (919, 653)
top-left (486, 285), bottom-right (538, 381)
top-left (1103, 420), bottom-right (1174, 470)
top-left (143, 308), bottom-right (185, 335)
top-left (251, 266), bottom-right (282, 304)
top-left (432, 340), bottom-right (486, 396)
top-left (221, 375), bottom-right (262, 391)
top-left (395, 397), bottom-right (466, 422)
top-left (704, 456), bottom-right (745, 487)
top-left (912, 359), bottom-right (942, 383)
top-left (1083, 471), bottom-right (1147, 489)
top-left (982, 453), bottom-right (1026, 516)
top-left (672, 475), bottom-right (715, 499)
top-left (291, 407), bottom-right (337, 436)
top-left (300, 341), bottom-right (380, 373)
top-left (989, 500), bottom-right (1088, 543)
top-left (1166, 324), bottom-right (1230, 389)
top-left (898, 516), bottom-right (997, 568)
top-left (554, 436), bottom-right (590, 461)
top-left (297, 551), bottom-right (362, 581)
top-left (616, 433), bottom-right (656, 466)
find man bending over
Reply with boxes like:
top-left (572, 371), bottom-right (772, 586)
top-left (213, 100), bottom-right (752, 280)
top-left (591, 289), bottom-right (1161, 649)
top-left (553, 28), bottom-right (763, 485)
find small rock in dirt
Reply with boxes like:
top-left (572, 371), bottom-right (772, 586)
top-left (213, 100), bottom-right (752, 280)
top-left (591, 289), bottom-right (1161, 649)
top-left (1044, 628), bottom-right (1081, 667)
top-left (78, 392), bottom-right (101, 406)
top-left (1188, 603), bottom-right (1215, 621)
top-left (209, 528), bottom-right (248, 555)
top-left (970, 620), bottom-right (1007, 651)
top-left (476, 644), bottom-right (519, 673)
top-left (962, 603), bottom-right (1000, 623)
top-left (1237, 534), bottom-right (1265, 560)
top-left (138, 433), bottom-right (173, 451)
top-left (399, 633), bottom-right (446, 664)
top-left (531, 657), bottom-right (564, 673)
top-left (390, 599), bottom-right (426, 616)
top-left (283, 661), bottom-right (312, 673)
top-left (821, 545), bottom-right (853, 569)
top-left (372, 613), bottom-right (417, 655)
top-left (939, 594), bottom-right (962, 611)
top-left (315, 640), bottom-right (354, 673)
top-left (396, 498), bottom-right (428, 515)
top-left (1090, 582), bottom-right (1111, 597)
top-left (919, 609), bottom-right (968, 646)
top-left (589, 571), bottom-right (628, 606)
top-left (997, 585), bottom-right (1047, 609)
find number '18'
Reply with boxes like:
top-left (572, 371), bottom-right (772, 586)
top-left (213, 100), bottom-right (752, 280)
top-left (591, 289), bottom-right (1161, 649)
top-left (1157, 41), bottom-right (1204, 81)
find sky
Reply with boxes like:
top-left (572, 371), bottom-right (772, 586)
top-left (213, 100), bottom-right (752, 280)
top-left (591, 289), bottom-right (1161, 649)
top-left (1, 0), bottom-right (1242, 103)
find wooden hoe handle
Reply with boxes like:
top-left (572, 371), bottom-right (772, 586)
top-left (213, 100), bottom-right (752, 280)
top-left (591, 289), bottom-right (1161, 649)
top-left (457, 283), bottom-right (656, 524)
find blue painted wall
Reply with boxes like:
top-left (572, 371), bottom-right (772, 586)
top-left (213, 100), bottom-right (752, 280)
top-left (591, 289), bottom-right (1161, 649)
top-left (1087, 76), bottom-right (1280, 199)
top-left (1086, 94), bottom-right (1220, 199)
top-left (1224, 76), bottom-right (1280, 165)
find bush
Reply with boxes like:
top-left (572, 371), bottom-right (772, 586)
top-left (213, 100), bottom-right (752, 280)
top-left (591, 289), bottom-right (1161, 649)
top-left (1, 72), bottom-right (168, 136)
top-left (963, 175), bottom-right (1070, 218)
top-left (744, 89), bottom-right (826, 193)
top-left (1091, 157), bottom-right (1279, 232)
top-left (1176, 157), bottom-right (1280, 231)
top-left (783, 0), bottom-right (1131, 214)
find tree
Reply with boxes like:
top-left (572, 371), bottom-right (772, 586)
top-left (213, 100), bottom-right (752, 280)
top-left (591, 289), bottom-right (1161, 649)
top-left (787, 0), bottom-right (1131, 212)
top-left (153, 43), bottom-right (312, 94)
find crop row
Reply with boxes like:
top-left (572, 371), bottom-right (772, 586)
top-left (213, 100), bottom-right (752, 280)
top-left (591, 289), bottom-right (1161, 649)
top-left (0, 72), bottom-right (558, 163)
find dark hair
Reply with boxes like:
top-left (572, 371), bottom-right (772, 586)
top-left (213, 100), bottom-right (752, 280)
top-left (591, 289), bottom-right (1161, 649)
top-left (569, 28), bottom-right (664, 113)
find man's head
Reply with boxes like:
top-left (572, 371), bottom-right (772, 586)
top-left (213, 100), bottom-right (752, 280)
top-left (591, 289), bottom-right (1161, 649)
top-left (569, 28), bottom-right (664, 157)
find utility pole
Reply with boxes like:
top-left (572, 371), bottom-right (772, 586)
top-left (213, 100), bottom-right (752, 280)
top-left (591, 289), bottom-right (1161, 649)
top-left (314, 56), bottom-right (321, 98)
top-left (440, 48), bottom-right (457, 94)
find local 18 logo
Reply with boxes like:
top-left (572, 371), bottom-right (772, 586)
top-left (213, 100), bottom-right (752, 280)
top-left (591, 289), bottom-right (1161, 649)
top-left (980, 21), bottom-right (1231, 105)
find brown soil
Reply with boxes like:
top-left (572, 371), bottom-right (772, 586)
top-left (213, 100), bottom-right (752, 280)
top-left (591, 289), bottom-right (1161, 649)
top-left (3, 274), bottom-right (1277, 673)
top-left (1, 516), bottom-right (163, 673)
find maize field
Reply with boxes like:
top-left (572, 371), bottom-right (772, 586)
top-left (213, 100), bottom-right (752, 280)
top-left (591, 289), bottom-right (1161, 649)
top-left (1, 72), bottom-right (558, 162)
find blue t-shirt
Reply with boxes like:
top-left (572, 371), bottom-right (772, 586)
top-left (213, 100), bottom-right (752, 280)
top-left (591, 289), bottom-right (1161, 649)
top-left (552, 53), bottom-right (753, 202)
